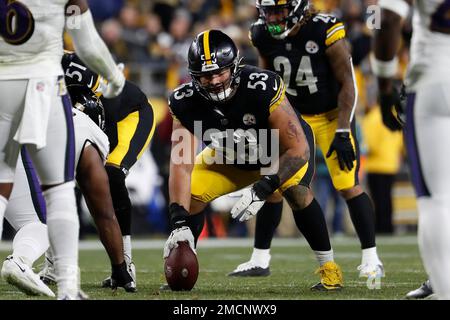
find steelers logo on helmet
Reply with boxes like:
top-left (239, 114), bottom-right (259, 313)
top-left (256, 0), bottom-right (310, 39)
top-left (188, 30), bottom-right (242, 103)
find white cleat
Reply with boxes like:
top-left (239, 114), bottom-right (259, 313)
top-left (405, 280), bottom-right (436, 300)
top-left (38, 255), bottom-right (57, 285)
top-left (58, 289), bottom-right (89, 300)
top-left (1, 255), bottom-right (55, 297)
top-left (227, 261), bottom-right (271, 277)
top-left (358, 263), bottom-right (385, 279)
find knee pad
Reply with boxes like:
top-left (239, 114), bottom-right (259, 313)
top-left (43, 181), bottom-right (78, 223)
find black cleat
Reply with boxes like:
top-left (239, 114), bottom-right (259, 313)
top-left (102, 276), bottom-right (137, 293)
top-left (103, 261), bottom-right (137, 292)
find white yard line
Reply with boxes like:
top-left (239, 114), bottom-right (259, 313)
top-left (0, 235), bottom-right (419, 251)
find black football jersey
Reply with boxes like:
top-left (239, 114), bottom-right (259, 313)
top-left (168, 65), bottom-right (286, 171)
top-left (250, 13), bottom-right (346, 115)
top-left (62, 52), bottom-right (148, 122)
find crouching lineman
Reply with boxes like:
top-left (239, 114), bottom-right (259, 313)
top-left (163, 30), bottom-right (343, 291)
top-left (1, 94), bottom-right (135, 297)
top-left (231, 0), bottom-right (384, 279)
top-left (55, 52), bottom-right (156, 289)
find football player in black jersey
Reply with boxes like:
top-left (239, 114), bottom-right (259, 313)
top-left (163, 29), bottom-right (343, 291)
top-left (230, 0), bottom-right (384, 279)
top-left (61, 52), bottom-right (156, 290)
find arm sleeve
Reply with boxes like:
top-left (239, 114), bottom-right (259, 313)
top-left (66, 10), bottom-right (123, 85)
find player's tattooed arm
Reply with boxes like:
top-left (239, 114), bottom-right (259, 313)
top-left (169, 119), bottom-right (198, 212)
top-left (268, 97), bottom-right (309, 184)
top-left (326, 39), bottom-right (355, 130)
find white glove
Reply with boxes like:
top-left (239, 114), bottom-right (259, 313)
top-left (100, 63), bottom-right (125, 98)
top-left (163, 226), bottom-right (195, 259)
top-left (230, 186), bottom-right (266, 222)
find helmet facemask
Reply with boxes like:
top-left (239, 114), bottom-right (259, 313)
top-left (68, 84), bottom-right (106, 131)
top-left (257, 0), bottom-right (309, 39)
top-left (190, 56), bottom-right (242, 103)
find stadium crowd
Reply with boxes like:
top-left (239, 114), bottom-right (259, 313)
top-left (1, 0), bottom-right (412, 240)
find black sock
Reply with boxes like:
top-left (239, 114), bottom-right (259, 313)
top-left (106, 166), bottom-right (131, 236)
top-left (254, 201), bottom-right (283, 249)
top-left (187, 211), bottom-right (205, 247)
top-left (293, 198), bottom-right (331, 251)
top-left (115, 206), bottom-right (131, 236)
top-left (346, 192), bottom-right (376, 249)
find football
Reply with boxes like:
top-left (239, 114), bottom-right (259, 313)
top-left (164, 241), bottom-right (199, 291)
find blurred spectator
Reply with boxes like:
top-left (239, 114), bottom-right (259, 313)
top-left (117, 5), bottom-right (151, 62)
top-left (159, 8), bottom-right (193, 89)
top-left (100, 19), bottom-right (128, 61)
top-left (88, 0), bottom-right (124, 21)
top-left (153, 0), bottom-right (180, 31)
top-left (362, 103), bottom-right (404, 235)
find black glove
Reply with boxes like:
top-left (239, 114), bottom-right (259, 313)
top-left (379, 85), bottom-right (405, 131)
top-left (253, 175), bottom-right (280, 200)
top-left (169, 203), bottom-right (190, 230)
top-left (326, 131), bottom-right (356, 171)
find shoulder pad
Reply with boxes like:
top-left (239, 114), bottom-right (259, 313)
top-left (310, 13), bottom-right (346, 47)
top-left (168, 82), bottom-right (195, 120)
top-left (240, 66), bottom-right (285, 113)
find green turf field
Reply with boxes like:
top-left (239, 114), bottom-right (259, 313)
top-left (0, 235), bottom-right (427, 300)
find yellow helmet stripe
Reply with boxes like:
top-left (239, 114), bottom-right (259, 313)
top-left (203, 30), bottom-right (212, 65)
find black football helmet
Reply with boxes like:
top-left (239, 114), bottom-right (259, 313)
top-left (188, 29), bottom-right (242, 103)
top-left (67, 84), bottom-right (106, 131)
top-left (256, 0), bottom-right (309, 39)
top-left (62, 51), bottom-right (101, 93)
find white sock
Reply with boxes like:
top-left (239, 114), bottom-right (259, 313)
top-left (418, 196), bottom-right (450, 299)
top-left (13, 222), bottom-right (49, 267)
top-left (44, 182), bottom-right (79, 296)
top-left (314, 250), bottom-right (334, 266)
top-left (361, 247), bottom-right (381, 266)
top-left (123, 235), bottom-right (132, 263)
top-left (250, 248), bottom-right (271, 268)
top-left (0, 195), bottom-right (7, 240)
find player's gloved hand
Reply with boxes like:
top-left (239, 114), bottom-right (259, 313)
top-left (379, 85), bottom-right (405, 131)
top-left (231, 175), bottom-right (280, 222)
top-left (101, 63), bottom-right (126, 98)
top-left (326, 131), bottom-right (356, 171)
top-left (163, 226), bottom-right (195, 259)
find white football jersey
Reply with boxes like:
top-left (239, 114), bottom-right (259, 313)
top-left (73, 108), bottom-right (109, 167)
top-left (407, 0), bottom-right (450, 89)
top-left (0, 0), bottom-right (68, 79)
